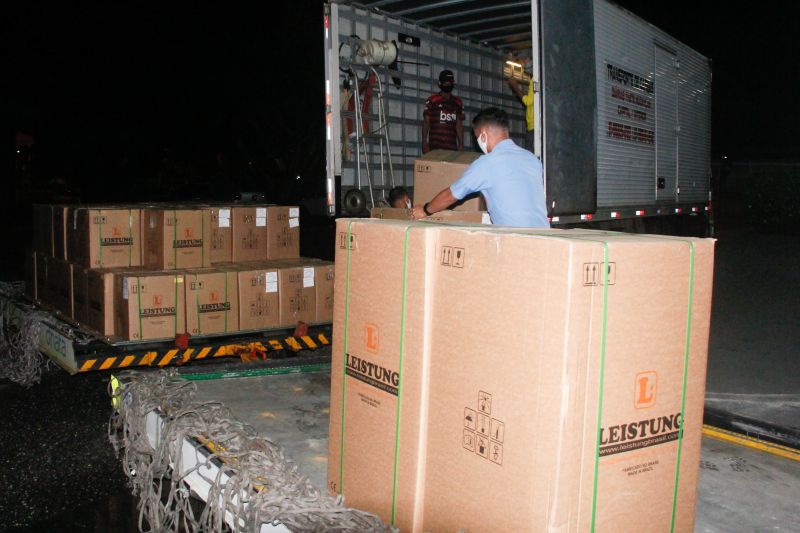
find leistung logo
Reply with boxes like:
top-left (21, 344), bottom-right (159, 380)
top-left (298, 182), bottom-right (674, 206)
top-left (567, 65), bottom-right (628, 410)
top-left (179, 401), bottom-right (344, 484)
top-left (634, 371), bottom-right (658, 409)
top-left (365, 323), bottom-right (379, 353)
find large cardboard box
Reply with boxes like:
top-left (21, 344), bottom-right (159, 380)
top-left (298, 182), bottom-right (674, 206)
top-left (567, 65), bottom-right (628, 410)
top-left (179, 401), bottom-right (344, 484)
top-left (115, 272), bottom-right (186, 341)
top-left (232, 263), bottom-right (281, 331)
top-left (205, 206), bottom-right (233, 264)
top-left (184, 269), bottom-right (239, 335)
top-left (371, 207), bottom-right (491, 224)
top-left (32, 204), bottom-right (54, 256)
top-left (44, 256), bottom-right (73, 317)
top-left (328, 220), bottom-right (432, 531)
top-left (273, 259), bottom-right (316, 326)
top-left (68, 207), bottom-right (142, 268)
top-left (72, 265), bottom-right (89, 326)
top-left (143, 208), bottom-right (212, 270)
top-left (266, 206), bottom-right (300, 260)
top-left (413, 150), bottom-right (486, 212)
top-left (231, 206), bottom-right (267, 262)
top-left (328, 220), bottom-right (715, 532)
top-left (86, 267), bottom-right (144, 336)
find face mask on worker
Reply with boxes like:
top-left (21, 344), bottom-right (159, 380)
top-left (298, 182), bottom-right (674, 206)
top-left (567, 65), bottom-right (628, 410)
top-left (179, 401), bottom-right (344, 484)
top-left (478, 132), bottom-right (489, 154)
top-left (440, 83), bottom-right (454, 93)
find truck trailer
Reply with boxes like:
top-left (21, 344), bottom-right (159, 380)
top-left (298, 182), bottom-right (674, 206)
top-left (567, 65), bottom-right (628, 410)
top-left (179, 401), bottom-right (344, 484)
top-left (324, 0), bottom-right (712, 231)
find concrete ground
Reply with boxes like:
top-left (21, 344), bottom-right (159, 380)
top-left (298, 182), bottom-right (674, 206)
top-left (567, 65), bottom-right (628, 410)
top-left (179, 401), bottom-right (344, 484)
top-left (194, 370), bottom-right (800, 532)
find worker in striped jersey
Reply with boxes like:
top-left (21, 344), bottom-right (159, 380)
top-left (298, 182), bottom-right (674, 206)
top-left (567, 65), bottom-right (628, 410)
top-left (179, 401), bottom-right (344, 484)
top-left (422, 70), bottom-right (464, 153)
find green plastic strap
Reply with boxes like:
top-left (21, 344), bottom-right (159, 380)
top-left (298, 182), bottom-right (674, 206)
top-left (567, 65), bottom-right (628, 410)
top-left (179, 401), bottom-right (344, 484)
top-left (590, 241), bottom-right (610, 533)
top-left (97, 210), bottom-right (103, 267)
top-left (201, 210), bottom-right (205, 266)
top-left (195, 274), bottom-right (201, 335)
top-left (136, 276), bottom-right (143, 340)
top-left (390, 226), bottom-right (412, 525)
top-left (224, 272), bottom-right (229, 332)
top-left (670, 241), bottom-right (695, 532)
top-left (338, 221), bottom-right (354, 494)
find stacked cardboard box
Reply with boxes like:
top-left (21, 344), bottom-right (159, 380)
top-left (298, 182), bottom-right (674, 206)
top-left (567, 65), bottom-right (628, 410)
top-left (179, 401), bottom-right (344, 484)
top-left (328, 218), bottom-right (715, 532)
top-left (371, 207), bottom-right (492, 224)
top-left (29, 202), bottom-right (332, 341)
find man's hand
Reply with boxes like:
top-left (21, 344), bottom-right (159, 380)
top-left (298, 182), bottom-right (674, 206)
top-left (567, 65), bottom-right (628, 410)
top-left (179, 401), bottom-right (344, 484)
top-left (411, 205), bottom-right (427, 220)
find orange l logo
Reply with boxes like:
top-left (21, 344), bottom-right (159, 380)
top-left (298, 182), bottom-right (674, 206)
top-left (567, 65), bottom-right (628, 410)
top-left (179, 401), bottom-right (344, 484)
top-left (153, 295), bottom-right (163, 306)
top-left (634, 371), bottom-right (657, 409)
top-left (365, 324), bottom-right (379, 353)
top-left (185, 227), bottom-right (194, 238)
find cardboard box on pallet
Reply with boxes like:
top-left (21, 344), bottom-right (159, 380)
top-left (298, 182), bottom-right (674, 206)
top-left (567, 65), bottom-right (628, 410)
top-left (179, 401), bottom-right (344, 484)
top-left (266, 206), bottom-right (300, 260)
top-left (413, 150), bottom-right (486, 212)
top-left (204, 206), bottom-right (233, 264)
top-left (271, 259), bottom-right (316, 326)
top-left (231, 206), bottom-right (268, 262)
top-left (328, 220), bottom-right (715, 532)
top-left (184, 269), bottom-right (239, 336)
top-left (370, 207), bottom-right (492, 224)
top-left (231, 263), bottom-right (281, 331)
top-left (142, 208), bottom-right (212, 270)
top-left (24, 249), bottom-right (37, 300)
top-left (32, 204), bottom-right (54, 256)
top-left (312, 261), bottom-right (335, 323)
top-left (72, 265), bottom-right (89, 325)
top-left (35, 252), bottom-right (48, 303)
top-left (115, 272), bottom-right (186, 341)
top-left (52, 205), bottom-right (71, 260)
top-left (86, 267), bottom-right (145, 337)
top-left (44, 256), bottom-right (73, 317)
top-left (68, 207), bottom-right (142, 268)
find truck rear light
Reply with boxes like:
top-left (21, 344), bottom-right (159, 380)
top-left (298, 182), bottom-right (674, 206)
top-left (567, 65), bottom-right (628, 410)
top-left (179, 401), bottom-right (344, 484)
top-left (551, 216), bottom-right (560, 222)
top-left (580, 213), bottom-right (593, 221)
top-left (635, 210), bottom-right (645, 216)
top-left (610, 211), bottom-right (619, 218)
top-left (691, 206), bottom-right (699, 213)
top-left (674, 208), bottom-right (682, 214)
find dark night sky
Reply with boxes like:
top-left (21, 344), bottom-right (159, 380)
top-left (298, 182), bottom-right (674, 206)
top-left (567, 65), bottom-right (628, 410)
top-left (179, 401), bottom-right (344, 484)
top-left (9, 1), bottom-right (800, 202)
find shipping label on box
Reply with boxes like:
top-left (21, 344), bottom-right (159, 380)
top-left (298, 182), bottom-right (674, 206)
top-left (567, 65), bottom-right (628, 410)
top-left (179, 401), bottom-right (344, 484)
top-left (115, 273), bottom-right (186, 341)
top-left (184, 269), bottom-right (239, 335)
top-left (232, 206), bottom-right (268, 262)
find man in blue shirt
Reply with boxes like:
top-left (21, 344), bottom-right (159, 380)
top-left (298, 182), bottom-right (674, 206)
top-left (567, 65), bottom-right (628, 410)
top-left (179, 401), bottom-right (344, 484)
top-left (411, 107), bottom-right (549, 228)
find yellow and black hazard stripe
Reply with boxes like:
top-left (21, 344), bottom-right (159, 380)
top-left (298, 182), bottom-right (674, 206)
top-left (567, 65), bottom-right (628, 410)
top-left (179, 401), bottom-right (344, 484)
top-left (77, 332), bottom-right (330, 372)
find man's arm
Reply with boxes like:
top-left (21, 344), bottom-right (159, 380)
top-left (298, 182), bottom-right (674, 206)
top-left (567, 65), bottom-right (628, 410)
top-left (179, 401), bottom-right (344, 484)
top-left (507, 77), bottom-right (525, 100)
top-left (422, 114), bottom-right (431, 154)
top-left (411, 187), bottom-right (457, 219)
top-left (455, 116), bottom-right (464, 151)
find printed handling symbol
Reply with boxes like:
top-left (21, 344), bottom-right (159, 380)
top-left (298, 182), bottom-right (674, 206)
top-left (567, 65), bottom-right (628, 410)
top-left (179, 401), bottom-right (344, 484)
top-left (490, 443), bottom-right (503, 465)
top-left (477, 436), bottom-right (489, 458)
top-left (464, 408), bottom-right (477, 430)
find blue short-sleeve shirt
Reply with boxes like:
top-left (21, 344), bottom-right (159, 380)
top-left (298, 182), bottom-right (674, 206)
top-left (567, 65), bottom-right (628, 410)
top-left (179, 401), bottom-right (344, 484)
top-left (450, 139), bottom-right (549, 228)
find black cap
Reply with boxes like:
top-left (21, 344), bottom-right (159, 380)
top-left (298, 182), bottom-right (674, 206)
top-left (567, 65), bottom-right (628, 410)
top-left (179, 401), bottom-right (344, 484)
top-left (439, 70), bottom-right (455, 83)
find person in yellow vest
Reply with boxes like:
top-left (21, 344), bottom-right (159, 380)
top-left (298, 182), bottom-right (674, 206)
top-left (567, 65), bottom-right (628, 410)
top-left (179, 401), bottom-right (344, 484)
top-left (506, 56), bottom-right (535, 153)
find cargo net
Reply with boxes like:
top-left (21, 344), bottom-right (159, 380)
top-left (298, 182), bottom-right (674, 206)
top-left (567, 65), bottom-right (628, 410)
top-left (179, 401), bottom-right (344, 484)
top-left (0, 281), bottom-right (54, 387)
top-left (109, 370), bottom-right (392, 533)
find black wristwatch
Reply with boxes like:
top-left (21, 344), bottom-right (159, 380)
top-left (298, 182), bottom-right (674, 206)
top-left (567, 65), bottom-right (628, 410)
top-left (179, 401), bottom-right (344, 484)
top-left (423, 202), bottom-right (433, 216)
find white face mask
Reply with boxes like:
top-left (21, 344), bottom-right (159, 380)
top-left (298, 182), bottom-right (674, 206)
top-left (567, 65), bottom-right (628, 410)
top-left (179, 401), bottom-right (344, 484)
top-left (477, 132), bottom-right (489, 154)
top-left (405, 199), bottom-right (412, 209)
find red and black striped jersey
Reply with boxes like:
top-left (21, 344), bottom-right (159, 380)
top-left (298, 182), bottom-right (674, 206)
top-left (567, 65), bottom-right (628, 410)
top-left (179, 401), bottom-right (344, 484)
top-left (424, 93), bottom-right (464, 151)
